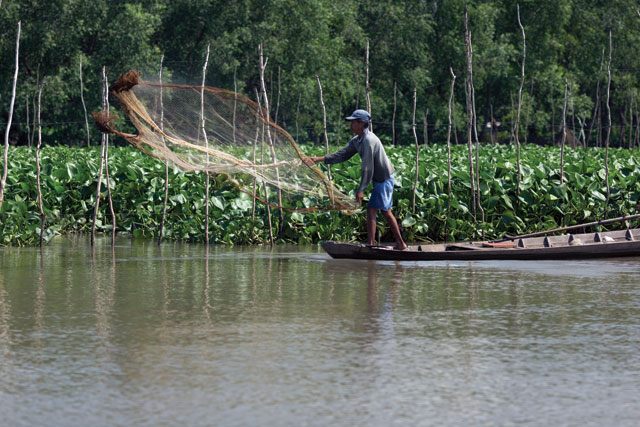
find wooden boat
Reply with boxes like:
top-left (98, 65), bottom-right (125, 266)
top-left (321, 228), bottom-right (640, 261)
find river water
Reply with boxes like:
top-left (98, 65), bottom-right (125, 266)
top-left (1, 236), bottom-right (639, 426)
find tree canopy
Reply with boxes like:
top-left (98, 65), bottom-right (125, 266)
top-left (1, 0), bottom-right (640, 147)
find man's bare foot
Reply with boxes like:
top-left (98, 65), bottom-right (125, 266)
top-left (395, 244), bottom-right (408, 250)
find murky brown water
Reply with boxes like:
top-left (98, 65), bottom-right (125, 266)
top-left (1, 236), bottom-right (640, 426)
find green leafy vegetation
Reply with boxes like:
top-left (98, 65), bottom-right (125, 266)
top-left (2, 144), bottom-right (638, 246)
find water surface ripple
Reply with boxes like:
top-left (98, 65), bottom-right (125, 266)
top-left (1, 236), bottom-right (639, 426)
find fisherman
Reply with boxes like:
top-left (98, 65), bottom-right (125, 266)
top-left (308, 109), bottom-right (407, 250)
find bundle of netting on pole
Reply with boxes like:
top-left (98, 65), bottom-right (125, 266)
top-left (93, 70), bottom-right (356, 213)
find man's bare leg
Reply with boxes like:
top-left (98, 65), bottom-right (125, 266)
top-left (381, 209), bottom-right (407, 250)
top-left (366, 207), bottom-right (378, 245)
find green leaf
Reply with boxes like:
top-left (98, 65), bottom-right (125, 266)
top-left (402, 216), bottom-right (416, 227)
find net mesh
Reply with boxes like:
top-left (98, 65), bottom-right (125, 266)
top-left (93, 70), bottom-right (357, 213)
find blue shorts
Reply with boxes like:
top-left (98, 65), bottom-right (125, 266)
top-left (368, 176), bottom-right (395, 211)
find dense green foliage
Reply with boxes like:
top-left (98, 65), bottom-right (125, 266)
top-left (2, 0), bottom-right (640, 147)
top-left (2, 144), bottom-right (638, 246)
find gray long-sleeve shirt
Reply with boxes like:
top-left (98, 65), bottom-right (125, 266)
top-left (324, 129), bottom-right (394, 193)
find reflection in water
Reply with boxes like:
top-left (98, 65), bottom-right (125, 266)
top-left (0, 239), bottom-right (639, 426)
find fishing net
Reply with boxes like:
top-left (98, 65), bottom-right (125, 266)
top-left (93, 70), bottom-right (356, 213)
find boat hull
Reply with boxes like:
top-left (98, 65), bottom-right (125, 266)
top-left (321, 229), bottom-right (640, 261)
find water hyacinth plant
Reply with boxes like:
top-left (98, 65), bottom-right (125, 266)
top-left (0, 143), bottom-right (639, 246)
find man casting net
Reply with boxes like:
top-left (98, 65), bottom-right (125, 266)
top-left (93, 70), bottom-right (357, 213)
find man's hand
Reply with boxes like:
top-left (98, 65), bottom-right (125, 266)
top-left (303, 155), bottom-right (324, 167)
top-left (356, 191), bottom-right (364, 205)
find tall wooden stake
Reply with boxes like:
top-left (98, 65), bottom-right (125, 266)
top-left (469, 33), bottom-right (485, 232)
top-left (258, 43), bottom-right (284, 243)
top-left (464, 7), bottom-right (477, 219)
top-left (295, 93), bottom-right (301, 144)
top-left (411, 88), bottom-right (419, 214)
top-left (0, 21), bottom-right (20, 212)
top-left (158, 53), bottom-right (169, 246)
top-left (200, 44), bottom-right (210, 245)
top-left (392, 80), bottom-right (397, 145)
top-left (79, 57), bottom-right (90, 146)
top-left (365, 39), bottom-right (372, 131)
top-left (423, 109), bottom-right (429, 145)
top-left (446, 68), bottom-right (456, 239)
top-left (91, 66), bottom-right (108, 247)
top-left (587, 48), bottom-right (605, 147)
top-left (604, 31), bottom-right (612, 208)
top-left (36, 78), bottom-right (46, 247)
top-left (102, 68), bottom-right (116, 244)
top-left (316, 75), bottom-right (332, 182)
top-left (561, 78), bottom-right (568, 184)
top-left (515, 3), bottom-right (526, 197)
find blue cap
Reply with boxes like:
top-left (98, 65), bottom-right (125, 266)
top-left (346, 109), bottom-right (370, 122)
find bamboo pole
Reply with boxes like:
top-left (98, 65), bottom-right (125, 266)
top-left (524, 75), bottom-right (534, 144)
top-left (628, 90), bottom-right (633, 150)
top-left (26, 93), bottom-right (31, 147)
top-left (274, 65), bottom-right (281, 126)
top-left (295, 93), bottom-right (301, 144)
top-left (604, 30), bottom-right (612, 207)
top-left (158, 53), bottom-right (169, 246)
top-left (252, 88), bottom-right (260, 227)
top-left (515, 3), bottom-right (526, 196)
top-left (392, 80), bottom-right (397, 145)
top-left (91, 66), bottom-right (108, 247)
top-left (233, 65), bottom-right (237, 145)
top-left (423, 109), bottom-right (429, 146)
top-left (464, 7), bottom-right (476, 220)
top-left (0, 21), bottom-right (20, 212)
top-left (316, 75), bottom-right (332, 182)
top-left (495, 213), bottom-right (640, 242)
top-left (36, 78), bottom-right (46, 247)
top-left (561, 78), bottom-right (568, 184)
top-left (411, 88), bottom-right (419, 214)
top-left (635, 97), bottom-right (640, 151)
top-left (587, 48), bottom-right (605, 147)
top-left (446, 68), bottom-right (456, 240)
top-left (200, 44), bottom-right (211, 245)
top-left (365, 39), bottom-right (372, 131)
top-left (80, 57), bottom-right (90, 146)
top-left (337, 91), bottom-right (343, 146)
top-left (258, 43), bottom-right (283, 244)
top-left (255, 86), bottom-right (274, 246)
top-left (469, 33), bottom-right (485, 232)
top-left (102, 68), bottom-right (116, 244)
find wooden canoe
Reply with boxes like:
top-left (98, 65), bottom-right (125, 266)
top-left (321, 228), bottom-right (640, 261)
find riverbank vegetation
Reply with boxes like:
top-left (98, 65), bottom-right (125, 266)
top-left (2, 144), bottom-right (638, 246)
top-left (2, 1), bottom-right (640, 246)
